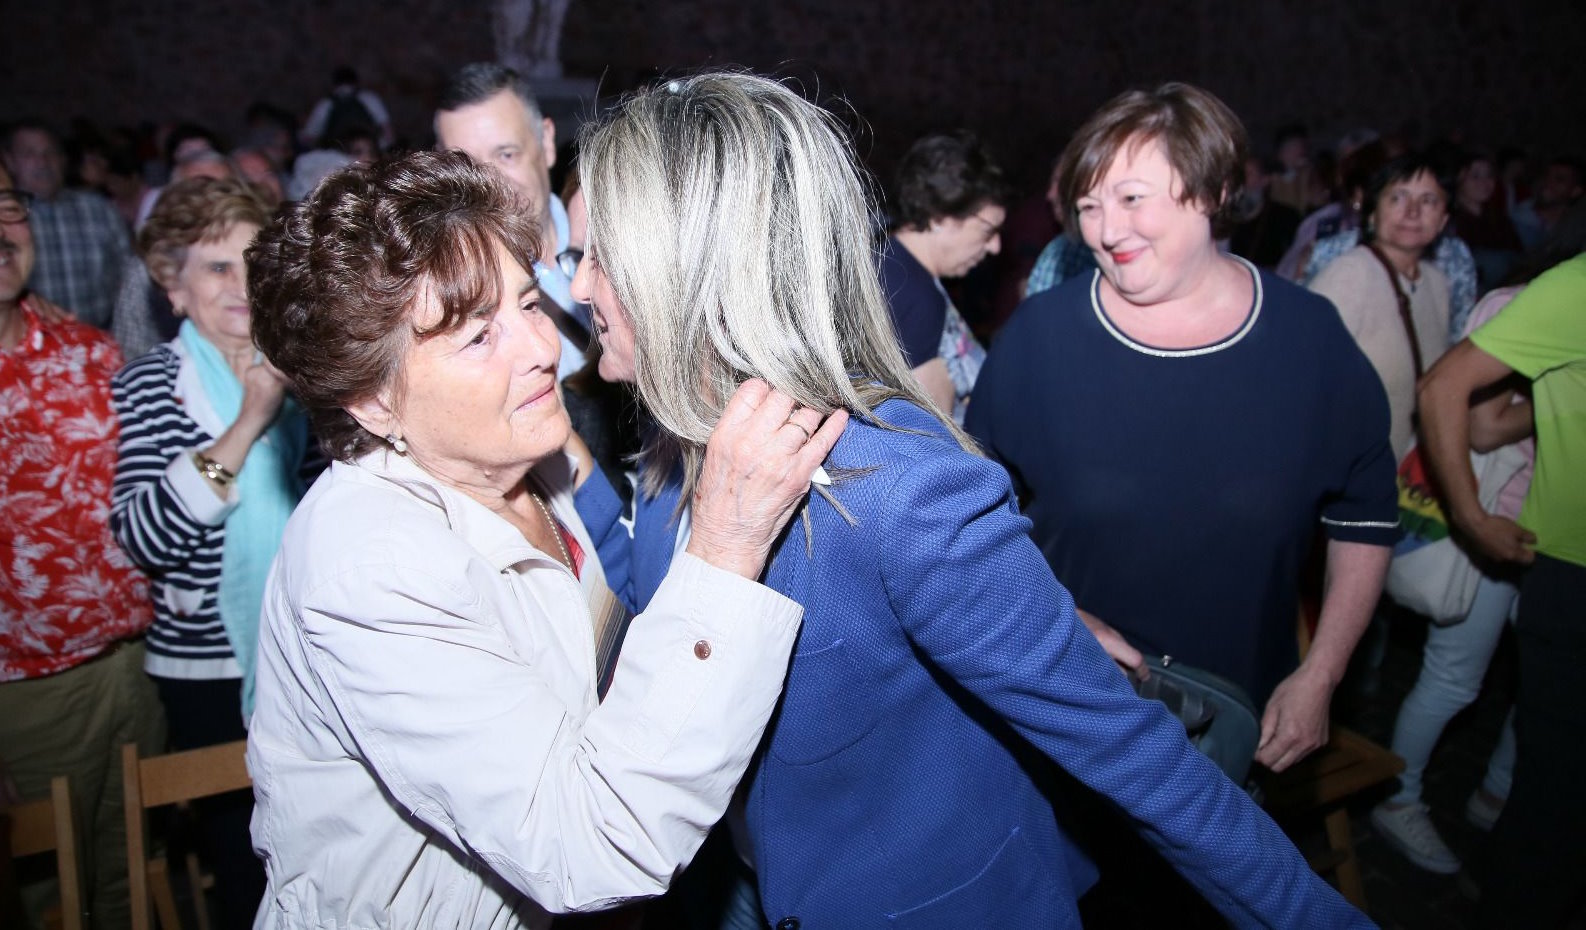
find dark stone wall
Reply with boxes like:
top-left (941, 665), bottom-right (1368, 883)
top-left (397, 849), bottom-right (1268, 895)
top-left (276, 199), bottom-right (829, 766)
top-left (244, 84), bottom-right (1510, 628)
top-left (1, 0), bottom-right (495, 152)
top-left (4, 0), bottom-right (1582, 187)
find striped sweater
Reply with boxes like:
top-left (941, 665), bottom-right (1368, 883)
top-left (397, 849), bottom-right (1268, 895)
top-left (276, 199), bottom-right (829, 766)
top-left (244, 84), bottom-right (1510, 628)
top-left (109, 343), bottom-right (320, 679)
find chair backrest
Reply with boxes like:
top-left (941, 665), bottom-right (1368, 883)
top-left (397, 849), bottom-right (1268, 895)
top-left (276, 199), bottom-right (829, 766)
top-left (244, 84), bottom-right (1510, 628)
top-left (5, 776), bottom-right (83, 930)
top-left (123, 741), bottom-right (252, 930)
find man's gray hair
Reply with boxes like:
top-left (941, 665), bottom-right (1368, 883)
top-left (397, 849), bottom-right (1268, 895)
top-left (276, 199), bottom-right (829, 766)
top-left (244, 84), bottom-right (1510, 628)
top-left (578, 71), bottom-right (973, 500)
top-left (436, 62), bottom-right (544, 136)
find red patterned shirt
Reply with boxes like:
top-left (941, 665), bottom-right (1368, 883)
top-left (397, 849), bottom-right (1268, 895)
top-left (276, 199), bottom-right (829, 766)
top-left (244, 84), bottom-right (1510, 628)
top-left (1, 307), bottom-right (152, 681)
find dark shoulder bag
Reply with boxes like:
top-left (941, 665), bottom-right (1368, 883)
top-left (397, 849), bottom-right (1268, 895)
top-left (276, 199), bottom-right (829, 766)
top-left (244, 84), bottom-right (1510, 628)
top-left (1134, 655), bottom-right (1261, 785)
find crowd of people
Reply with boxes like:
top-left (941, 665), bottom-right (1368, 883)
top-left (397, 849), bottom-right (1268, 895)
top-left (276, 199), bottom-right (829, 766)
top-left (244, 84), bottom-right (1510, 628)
top-left (2, 60), bottom-right (1583, 930)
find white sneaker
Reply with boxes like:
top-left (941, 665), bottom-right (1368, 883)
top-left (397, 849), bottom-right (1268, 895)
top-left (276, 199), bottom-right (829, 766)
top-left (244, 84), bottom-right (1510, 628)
top-left (1465, 789), bottom-right (1506, 832)
top-left (1371, 802), bottom-right (1461, 874)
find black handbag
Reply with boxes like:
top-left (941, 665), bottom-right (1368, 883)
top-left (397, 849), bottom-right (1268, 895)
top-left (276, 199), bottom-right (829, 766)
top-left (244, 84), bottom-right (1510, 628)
top-left (1134, 655), bottom-right (1261, 785)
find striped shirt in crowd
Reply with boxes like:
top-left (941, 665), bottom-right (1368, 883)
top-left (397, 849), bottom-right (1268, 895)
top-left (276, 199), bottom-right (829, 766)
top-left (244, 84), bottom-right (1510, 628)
top-left (109, 344), bottom-right (321, 679)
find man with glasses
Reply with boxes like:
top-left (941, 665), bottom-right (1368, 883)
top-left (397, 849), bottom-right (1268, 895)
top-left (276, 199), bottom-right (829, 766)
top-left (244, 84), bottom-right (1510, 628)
top-left (0, 164), bottom-right (165, 930)
top-left (2, 120), bottom-right (133, 331)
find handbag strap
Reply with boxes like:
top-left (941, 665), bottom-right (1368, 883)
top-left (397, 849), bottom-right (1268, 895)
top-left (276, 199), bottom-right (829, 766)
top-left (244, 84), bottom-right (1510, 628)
top-left (1364, 244), bottom-right (1425, 378)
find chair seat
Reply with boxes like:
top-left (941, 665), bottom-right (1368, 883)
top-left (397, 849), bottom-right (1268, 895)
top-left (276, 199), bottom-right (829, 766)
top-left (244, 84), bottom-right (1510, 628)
top-left (125, 740), bottom-right (251, 930)
top-left (1260, 726), bottom-right (1405, 813)
top-left (1256, 726), bottom-right (1404, 910)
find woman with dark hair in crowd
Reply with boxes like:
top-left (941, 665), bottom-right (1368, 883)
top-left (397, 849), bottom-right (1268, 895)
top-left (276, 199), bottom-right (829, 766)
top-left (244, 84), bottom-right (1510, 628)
top-left (1301, 150), bottom-right (1480, 340)
top-left (570, 70), bottom-right (1370, 929)
top-left (109, 175), bottom-right (307, 927)
top-left (242, 148), bottom-right (841, 929)
top-left (1310, 152), bottom-right (1456, 462)
top-left (1452, 150), bottom-right (1524, 290)
top-left (880, 130), bottom-right (1007, 423)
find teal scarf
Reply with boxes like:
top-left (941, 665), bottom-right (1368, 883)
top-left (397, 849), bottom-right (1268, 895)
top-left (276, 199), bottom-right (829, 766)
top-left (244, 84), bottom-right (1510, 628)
top-left (179, 322), bottom-right (306, 719)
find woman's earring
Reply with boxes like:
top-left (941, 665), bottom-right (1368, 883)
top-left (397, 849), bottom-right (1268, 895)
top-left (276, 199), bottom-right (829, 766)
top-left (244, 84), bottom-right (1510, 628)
top-left (386, 434), bottom-right (407, 455)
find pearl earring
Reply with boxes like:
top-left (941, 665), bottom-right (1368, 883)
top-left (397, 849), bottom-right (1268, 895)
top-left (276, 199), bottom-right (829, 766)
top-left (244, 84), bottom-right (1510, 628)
top-left (386, 434), bottom-right (407, 455)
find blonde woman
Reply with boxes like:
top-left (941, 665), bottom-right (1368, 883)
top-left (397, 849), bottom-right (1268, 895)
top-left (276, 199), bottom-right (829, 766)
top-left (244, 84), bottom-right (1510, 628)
top-left (570, 72), bottom-right (1370, 929)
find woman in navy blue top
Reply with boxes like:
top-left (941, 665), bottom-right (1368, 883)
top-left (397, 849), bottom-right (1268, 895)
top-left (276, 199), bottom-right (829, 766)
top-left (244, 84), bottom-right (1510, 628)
top-left (968, 84), bottom-right (1399, 769)
top-left (570, 72), bottom-right (1372, 929)
top-left (878, 131), bottom-right (1007, 424)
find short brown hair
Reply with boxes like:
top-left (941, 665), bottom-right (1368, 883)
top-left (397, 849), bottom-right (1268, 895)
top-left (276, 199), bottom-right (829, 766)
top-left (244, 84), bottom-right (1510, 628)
top-left (891, 130), bottom-right (1010, 231)
top-left (1054, 82), bottom-right (1248, 238)
top-left (247, 149), bottom-right (541, 461)
top-left (139, 177), bottom-right (272, 290)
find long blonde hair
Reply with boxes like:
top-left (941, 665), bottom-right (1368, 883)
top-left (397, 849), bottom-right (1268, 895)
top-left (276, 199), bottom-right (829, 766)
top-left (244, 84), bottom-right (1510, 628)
top-left (578, 71), bottom-right (973, 498)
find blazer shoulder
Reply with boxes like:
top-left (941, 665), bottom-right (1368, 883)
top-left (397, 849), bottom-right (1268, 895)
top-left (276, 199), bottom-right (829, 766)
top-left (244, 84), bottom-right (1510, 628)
top-left (821, 398), bottom-right (1003, 529)
top-left (834, 398), bottom-right (963, 469)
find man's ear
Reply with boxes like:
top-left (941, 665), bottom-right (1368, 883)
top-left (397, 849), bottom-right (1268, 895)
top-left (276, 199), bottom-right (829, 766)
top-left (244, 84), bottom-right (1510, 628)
top-left (540, 117), bottom-right (557, 171)
top-left (345, 389), bottom-right (399, 442)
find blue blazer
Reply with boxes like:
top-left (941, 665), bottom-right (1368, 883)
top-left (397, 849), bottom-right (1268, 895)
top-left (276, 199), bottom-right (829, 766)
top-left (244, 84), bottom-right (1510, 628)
top-left (576, 398), bottom-right (1369, 930)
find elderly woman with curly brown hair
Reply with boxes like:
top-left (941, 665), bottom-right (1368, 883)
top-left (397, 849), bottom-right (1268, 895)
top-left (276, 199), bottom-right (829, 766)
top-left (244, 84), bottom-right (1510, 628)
top-left (109, 175), bottom-right (310, 927)
top-left (241, 149), bottom-right (842, 929)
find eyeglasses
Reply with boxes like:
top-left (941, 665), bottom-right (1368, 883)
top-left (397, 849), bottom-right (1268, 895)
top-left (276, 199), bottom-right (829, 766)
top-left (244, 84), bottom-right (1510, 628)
top-left (965, 213), bottom-right (1002, 240)
top-left (555, 248), bottom-right (583, 281)
top-left (0, 189), bottom-right (32, 224)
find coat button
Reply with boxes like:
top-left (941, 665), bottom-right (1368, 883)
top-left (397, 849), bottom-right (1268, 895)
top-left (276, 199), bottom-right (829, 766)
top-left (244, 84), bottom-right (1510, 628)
top-left (693, 640), bottom-right (712, 660)
top-left (775, 920), bottom-right (800, 930)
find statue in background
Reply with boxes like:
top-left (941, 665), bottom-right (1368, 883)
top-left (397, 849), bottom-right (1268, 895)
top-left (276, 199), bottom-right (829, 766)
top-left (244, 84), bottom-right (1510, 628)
top-left (493, 0), bottom-right (570, 79)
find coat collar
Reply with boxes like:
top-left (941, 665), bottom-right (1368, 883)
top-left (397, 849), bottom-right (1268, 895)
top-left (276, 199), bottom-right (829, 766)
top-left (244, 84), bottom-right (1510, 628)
top-left (347, 447), bottom-right (587, 574)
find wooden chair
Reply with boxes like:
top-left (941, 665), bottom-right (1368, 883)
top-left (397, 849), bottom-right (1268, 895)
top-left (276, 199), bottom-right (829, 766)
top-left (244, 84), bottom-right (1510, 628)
top-left (2, 775), bottom-right (84, 930)
top-left (1254, 589), bottom-right (1405, 910)
top-left (1259, 724), bottom-right (1404, 908)
top-left (123, 741), bottom-right (251, 930)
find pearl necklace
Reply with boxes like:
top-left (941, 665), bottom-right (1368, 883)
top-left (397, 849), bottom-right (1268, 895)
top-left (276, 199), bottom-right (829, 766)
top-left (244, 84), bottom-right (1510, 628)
top-left (530, 492), bottom-right (573, 571)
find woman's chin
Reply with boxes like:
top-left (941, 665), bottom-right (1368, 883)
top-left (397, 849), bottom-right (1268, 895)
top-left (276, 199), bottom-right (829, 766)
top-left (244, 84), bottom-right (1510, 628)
top-left (536, 408), bottom-right (575, 462)
top-left (597, 357), bottom-right (636, 385)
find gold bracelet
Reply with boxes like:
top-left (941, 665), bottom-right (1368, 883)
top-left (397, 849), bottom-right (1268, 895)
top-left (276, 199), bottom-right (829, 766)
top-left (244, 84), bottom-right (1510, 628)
top-left (192, 451), bottom-right (237, 488)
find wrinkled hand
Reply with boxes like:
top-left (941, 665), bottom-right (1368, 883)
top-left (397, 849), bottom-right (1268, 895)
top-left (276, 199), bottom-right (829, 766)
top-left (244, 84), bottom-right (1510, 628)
top-left (1457, 511), bottom-right (1536, 565)
top-left (1077, 608), bottom-right (1143, 676)
top-left (686, 379), bottom-right (848, 579)
top-left (21, 293), bottom-right (72, 324)
top-left (1255, 665), bottom-right (1332, 772)
top-left (239, 356), bottom-right (290, 430)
